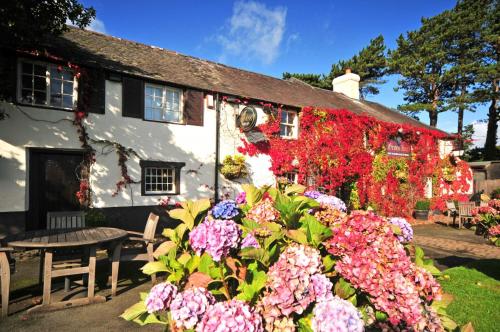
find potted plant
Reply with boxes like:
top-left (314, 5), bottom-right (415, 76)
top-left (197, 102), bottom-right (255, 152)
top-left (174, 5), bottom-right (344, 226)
top-left (414, 200), bottom-right (430, 220)
top-left (220, 155), bottom-right (248, 180)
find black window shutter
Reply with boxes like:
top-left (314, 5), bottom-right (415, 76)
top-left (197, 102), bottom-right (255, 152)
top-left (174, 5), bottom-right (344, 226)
top-left (122, 76), bottom-right (144, 118)
top-left (183, 89), bottom-right (204, 126)
top-left (78, 67), bottom-right (105, 114)
top-left (0, 50), bottom-right (18, 102)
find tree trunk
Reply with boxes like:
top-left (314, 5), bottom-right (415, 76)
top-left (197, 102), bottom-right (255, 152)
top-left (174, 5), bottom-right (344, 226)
top-left (429, 86), bottom-right (439, 127)
top-left (457, 85), bottom-right (466, 149)
top-left (483, 80), bottom-right (498, 160)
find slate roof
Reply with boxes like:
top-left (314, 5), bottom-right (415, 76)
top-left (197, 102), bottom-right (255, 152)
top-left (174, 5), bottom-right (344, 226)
top-left (36, 27), bottom-right (444, 132)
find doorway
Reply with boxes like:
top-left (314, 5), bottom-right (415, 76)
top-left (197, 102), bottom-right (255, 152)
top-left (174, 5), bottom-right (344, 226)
top-left (27, 149), bottom-right (84, 230)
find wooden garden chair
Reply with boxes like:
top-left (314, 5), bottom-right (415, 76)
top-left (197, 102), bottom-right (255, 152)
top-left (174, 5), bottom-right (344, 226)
top-left (114, 213), bottom-right (159, 291)
top-left (457, 202), bottom-right (475, 229)
top-left (445, 201), bottom-right (458, 226)
top-left (0, 247), bottom-right (13, 318)
top-left (46, 211), bottom-right (86, 292)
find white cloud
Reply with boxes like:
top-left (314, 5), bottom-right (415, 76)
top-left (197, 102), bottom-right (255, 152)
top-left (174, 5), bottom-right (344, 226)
top-left (286, 33), bottom-right (300, 51)
top-left (86, 18), bottom-right (106, 34)
top-left (66, 17), bottom-right (106, 34)
top-left (471, 120), bottom-right (489, 148)
top-left (216, 1), bottom-right (287, 65)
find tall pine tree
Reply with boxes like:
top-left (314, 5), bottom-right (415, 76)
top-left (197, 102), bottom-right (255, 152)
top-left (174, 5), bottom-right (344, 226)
top-left (282, 35), bottom-right (387, 99)
top-left (473, 0), bottom-right (499, 160)
top-left (389, 10), bottom-right (455, 127)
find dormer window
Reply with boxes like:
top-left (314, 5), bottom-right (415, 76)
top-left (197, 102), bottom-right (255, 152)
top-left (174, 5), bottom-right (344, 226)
top-left (18, 60), bottom-right (77, 109)
top-left (280, 110), bottom-right (298, 139)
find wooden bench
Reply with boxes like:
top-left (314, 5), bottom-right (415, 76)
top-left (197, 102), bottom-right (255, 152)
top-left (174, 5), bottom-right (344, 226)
top-left (458, 202), bottom-right (475, 229)
top-left (46, 211), bottom-right (86, 292)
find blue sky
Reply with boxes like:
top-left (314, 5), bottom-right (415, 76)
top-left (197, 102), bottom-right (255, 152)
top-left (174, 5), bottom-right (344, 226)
top-left (81, 0), bottom-right (492, 146)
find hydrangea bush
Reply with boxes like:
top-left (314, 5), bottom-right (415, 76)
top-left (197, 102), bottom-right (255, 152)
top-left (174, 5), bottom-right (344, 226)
top-left (122, 184), bottom-right (457, 331)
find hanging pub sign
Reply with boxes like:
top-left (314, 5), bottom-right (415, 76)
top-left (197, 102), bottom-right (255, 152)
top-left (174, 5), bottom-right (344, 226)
top-left (387, 137), bottom-right (411, 157)
top-left (237, 106), bottom-right (258, 132)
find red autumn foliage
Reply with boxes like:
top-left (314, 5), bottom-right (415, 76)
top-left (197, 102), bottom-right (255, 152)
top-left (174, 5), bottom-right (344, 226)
top-left (238, 107), bottom-right (469, 217)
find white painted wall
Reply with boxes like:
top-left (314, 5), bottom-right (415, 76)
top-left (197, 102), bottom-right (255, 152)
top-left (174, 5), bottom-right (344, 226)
top-left (218, 102), bottom-right (277, 198)
top-left (0, 80), bottom-right (217, 213)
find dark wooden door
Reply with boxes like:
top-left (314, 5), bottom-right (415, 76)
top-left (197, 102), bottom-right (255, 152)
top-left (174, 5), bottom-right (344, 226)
top-left (28, 149), bottom-right (84, 230)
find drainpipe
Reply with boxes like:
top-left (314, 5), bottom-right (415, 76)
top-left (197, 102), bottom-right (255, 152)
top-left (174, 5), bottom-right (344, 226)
top-left (214, 93), bottom-right (221, 203)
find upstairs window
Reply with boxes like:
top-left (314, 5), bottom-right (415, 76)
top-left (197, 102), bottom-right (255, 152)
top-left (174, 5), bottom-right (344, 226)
top-left (18, 60), bottom-right (77, 109)
top-left (280, 110), bottom-right (298, 138)
top-left (144, 83), bottom-right (183, 123)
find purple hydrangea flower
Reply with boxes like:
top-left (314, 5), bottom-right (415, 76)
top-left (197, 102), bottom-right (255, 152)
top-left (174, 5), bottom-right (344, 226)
top-left (211, 200), bottom-right (239, 219)
top-left (241, 234), bottom-right (260, 249)
top-left (144, 282), bottom-right (178, 313)
top-left (189, 218), bottom-right (241, 261)
top-left (304, 190), bottom-right (322, 199)
top-left (170, 287), bottom-right (215, 330)
top-left (311, 296), bottom-right (364, 332)
top-left (315, 194), bottom-right (347, 212)
top-left (389, 217), bottom-right (414, 243)
top-left (196, 299), bottom-right (263, 332)
top-left (235, 192), bottom-right (247, 205)
top-left (310, 274), bottom-right (334, 302)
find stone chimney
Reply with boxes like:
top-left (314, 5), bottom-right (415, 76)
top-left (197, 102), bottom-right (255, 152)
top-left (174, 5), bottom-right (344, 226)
top-left (332, 68), bottom-right (360, 100)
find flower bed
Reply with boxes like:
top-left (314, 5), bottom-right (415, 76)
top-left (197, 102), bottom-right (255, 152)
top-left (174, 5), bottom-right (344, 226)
top-left (122, 184), bottom-right (457, 331)
top-left (471, 199), bottom-right (500, 246)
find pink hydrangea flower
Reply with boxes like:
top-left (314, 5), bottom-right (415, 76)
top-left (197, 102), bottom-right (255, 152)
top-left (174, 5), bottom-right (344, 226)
top-left (196, 299), bottom-right (263, 332)
top-left (489, 224), bottom-right (500, 236)
top-left (311, 296), bottom-right (364, 332)
top-left (189, 218), bottom-right (241, 261)
top-left (170, 287), bottom-right (215, 329)
top-left (326, 211), bottom-right (442, 329)
top-left (144, 282), bottom-right (178, 313)
top-left (260, 244), bottom-right (330, 329)
top-left (246, 199), bottom-right (280, 224)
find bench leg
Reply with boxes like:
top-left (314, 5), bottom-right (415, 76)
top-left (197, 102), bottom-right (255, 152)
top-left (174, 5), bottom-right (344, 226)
top-left (0, 252), bottom-right (10, 318)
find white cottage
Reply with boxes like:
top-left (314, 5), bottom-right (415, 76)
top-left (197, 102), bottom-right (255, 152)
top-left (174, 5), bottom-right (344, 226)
top-left (0, 27), bottom-right (451, 235)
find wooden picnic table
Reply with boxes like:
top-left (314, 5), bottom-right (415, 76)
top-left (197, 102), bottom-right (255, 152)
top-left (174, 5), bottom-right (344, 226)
top-left (3, 227), bottom-right (127, 313)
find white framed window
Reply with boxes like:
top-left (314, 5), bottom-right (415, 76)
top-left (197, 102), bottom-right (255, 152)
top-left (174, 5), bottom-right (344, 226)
top-left (144, 83), bottom-right (183, 123)
top-left (144, 167), bottom-right (175, 194)
top-left (140, 160), bottom-right (185, 195)
top-left (18, 60), bottom-right (77, 109)
top-left (280, 110), bottom-right (298, 138)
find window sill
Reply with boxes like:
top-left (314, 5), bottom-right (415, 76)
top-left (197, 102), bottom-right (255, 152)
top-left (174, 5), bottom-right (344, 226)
top-left (16, 102), bottom-right (76, 113)
top-left (142, 117), bottom-right (185, 125)
top-left (143, 192), bottom-right (179, 196)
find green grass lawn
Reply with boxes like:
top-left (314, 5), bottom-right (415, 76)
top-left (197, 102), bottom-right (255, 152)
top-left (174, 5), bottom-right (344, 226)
top-left (440, 260), bottom-right (500, 332)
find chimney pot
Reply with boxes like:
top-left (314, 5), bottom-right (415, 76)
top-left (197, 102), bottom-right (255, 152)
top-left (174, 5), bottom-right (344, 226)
top-left (345, 68), bottom-right (352, 74)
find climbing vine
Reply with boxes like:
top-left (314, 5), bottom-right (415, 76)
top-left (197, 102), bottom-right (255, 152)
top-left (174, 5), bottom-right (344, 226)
top-left (238, 106), bottom-right (470, 217)
top-left (15, 50), bottom-right (139, 206)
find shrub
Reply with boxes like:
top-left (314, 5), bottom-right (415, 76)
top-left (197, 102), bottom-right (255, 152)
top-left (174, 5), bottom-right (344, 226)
top-left (415, 200), bottom-right (430, 210)
top-left (85, 209), bottom-right (106, 227)
top-left (121, 184), bottom-right (455, 331)
top-left (220, 155), bottom-right (248, 180)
